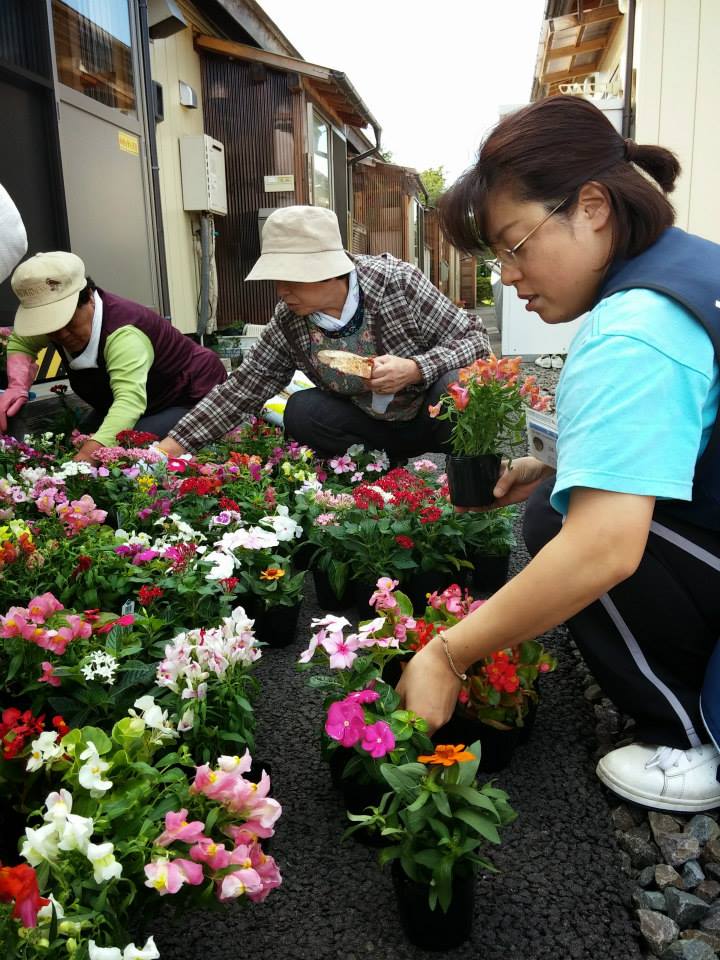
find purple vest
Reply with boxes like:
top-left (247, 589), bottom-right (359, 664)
top-left (67, 290), bottom-right (226, 416)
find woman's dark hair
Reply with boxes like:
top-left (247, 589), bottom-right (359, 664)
top-left (77, 277), bottom-right (97, 307)
top-left (439, 95), bottom-right (681, 262)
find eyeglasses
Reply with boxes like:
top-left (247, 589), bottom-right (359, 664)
top-left (484, 195), bottom-right (569, 275)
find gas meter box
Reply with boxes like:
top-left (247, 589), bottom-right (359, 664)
top-left (179, 134), bottom-right (227, 215)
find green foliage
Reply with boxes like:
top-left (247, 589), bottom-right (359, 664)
top-left (419, 166), bottom-right (447, 207)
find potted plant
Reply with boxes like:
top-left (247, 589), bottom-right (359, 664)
top-left (346, 741), bottom-right (516, 950)
top-left (429, 356), bottom-right (550, 507)
top-left (462, 505), bottom-right (518, 594)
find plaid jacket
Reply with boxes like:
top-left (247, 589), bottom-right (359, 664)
top-left (169, 253), bottom-right (490, 451)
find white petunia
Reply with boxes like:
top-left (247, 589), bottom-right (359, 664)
top-left (203, 549), bottom-right (235, 580)
top-left (86, 841), bottom-right (122, 883)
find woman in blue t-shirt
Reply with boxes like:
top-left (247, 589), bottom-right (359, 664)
top-left (398, 95), bottom-right (720, 814)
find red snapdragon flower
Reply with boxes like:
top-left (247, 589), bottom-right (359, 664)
top-left (0, 863), bottom-right (49, 927)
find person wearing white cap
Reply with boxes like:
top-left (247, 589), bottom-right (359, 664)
top-left (2, 252), bottom-right (227, 458)
top-left (157, 205), bottom-right (490, 459)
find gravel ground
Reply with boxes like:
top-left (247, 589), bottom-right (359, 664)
top-left (151, 361), bottom-right (656, 960)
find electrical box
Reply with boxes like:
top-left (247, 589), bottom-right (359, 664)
top-left (179, 134), bottom-right (227, 216)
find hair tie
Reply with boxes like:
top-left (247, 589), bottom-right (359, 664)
top-left (624, 138), bottom-right (638, 161)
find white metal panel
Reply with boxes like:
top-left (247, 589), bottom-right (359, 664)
top-left (150, 25), bottom-right (205, 332)
top-left (687, 0), bottom-right (720, 242)
top-left (634, 0), bottom-right (665, 146)
top-left (501, 286), bottom-right (584, 357)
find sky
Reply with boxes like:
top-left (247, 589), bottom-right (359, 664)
top-left (258, 0), bottom-right (547, 185)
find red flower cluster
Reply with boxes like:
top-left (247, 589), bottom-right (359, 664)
top-left (49, 383), bottom-right (68, 395)
top-left (0, 863), bottom-right (49, 927)
top-left (0, 708), bottom-right (45, 760)
top-left (352, 486), bottom-right (386, 510)
top-left (395, 534), bottom-right (414, 550)
top-left (138, 585), bottom-right (164, 607)
top-left (219, 496), bottom-right (241, 512)
top-left (219, 576), bottom-right (239, 593)
top-left (419, 506), bottom-right (442, 525)
top-left (408, 618), bottom-right (443, 652)
top-left (70, 554), bottom-right (93, 581)
top-left (178, 476), bottom-right (222, 497)
top-left (485, 651), bottom-right (520, 693)
top-left (0, 533), bottom-right (35, 569)
top-left (115, 429), bottom-right (159, 447)
top-left (167, 542), bottom-right (197, 573)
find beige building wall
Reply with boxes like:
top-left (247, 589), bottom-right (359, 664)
top-left (634, 0), bottom-right (720, 242)
top-left (150, 6), bottom-right (208, 333)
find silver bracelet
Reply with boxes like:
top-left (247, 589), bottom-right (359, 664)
top-left (441, 634), bottom-right (467, 681)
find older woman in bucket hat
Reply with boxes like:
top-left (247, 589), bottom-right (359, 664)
top-left (1, 251), bottom-right (227, 460)
top-left (157, 205), bottom-right (490, 460)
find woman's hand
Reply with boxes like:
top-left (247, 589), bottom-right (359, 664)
top-left (458, 456), bottom-right (555, 512)
top-left (370, 355), bottom-right (423, 394)
top-left (396, 636), bottom-right (461, 735)
top-left (73, 439), bottom-right (103, 463)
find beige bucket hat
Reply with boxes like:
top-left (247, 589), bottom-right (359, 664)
top-left (12, 251), bottom-right (87, 336)
top-left (245, 206), bottom-right (354, 282)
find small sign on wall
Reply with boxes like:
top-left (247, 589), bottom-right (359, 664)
top-left (264, 174), bottom-right (295, 193)
top-left (118, 131), bottom-right (140, 157)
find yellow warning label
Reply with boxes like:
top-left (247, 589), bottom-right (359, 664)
top-left (118, 131), bottom-right (140, 156)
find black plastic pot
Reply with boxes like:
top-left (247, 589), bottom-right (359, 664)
top-left (328, 749), bottom-right (388, 846)
top-left (293, 541), bottom-right (315, 572)
top-left (312, 567), bottom-right (353, 611)
top-left (446, 453), bottom-right (501, 508)
top-left (433, 700), bottom-right (537, 773)
top-left (392, 861), bottom-right (475, 951)
top-left (469, 552), bottom-right (511, 595)
top-left (401, 570), bottom-right (460, 613)
top-left (250, 602), bottom-right (301, 648)
top-left (352, 578), bottom-right (379, 622)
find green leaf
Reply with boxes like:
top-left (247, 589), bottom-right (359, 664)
top-left (432, 790), bottom-right (452, 818)
top-left (455, 808), bottom-right (501, 844)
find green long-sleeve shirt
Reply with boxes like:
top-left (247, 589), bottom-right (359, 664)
top-left (9, 327), bottom-right (154, 446)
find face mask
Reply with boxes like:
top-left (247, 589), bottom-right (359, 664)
top-left (0, 185), bottom-right (27, 284)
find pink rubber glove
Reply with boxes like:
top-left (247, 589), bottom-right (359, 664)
top-left (0, 352), bottom-right (38, 432)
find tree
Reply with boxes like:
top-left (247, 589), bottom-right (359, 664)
top-left (419, 166), bottom-right (447, 206)
top-left (378, 148), bottom-right (394, 163)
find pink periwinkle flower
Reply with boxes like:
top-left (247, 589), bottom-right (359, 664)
top-left (155, 809), bottom-right (207, 848)
top-left (361, 720), bottom-right (395, 759)
top-left (323, 633), bottom-right (360, 670)
top-left (325, 699), bottom-right (365, 747)
top-left (345, 688), bottom-right (380, 705)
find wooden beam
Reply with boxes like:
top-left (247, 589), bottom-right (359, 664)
top-left (546, 36), bottom-right (607, 59)
top-left (541, 62), bottom-right (602, 85)
top-left (549, 3), bottom-right (621, 31)
top-left (195, 35), bottom-right (332, 84)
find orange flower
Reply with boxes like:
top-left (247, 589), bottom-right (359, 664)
top-left (260, 567), bottom-right (285, 581)
top-left (418, 744), bottom-right (476, 766)
top-left (427, 402), bottom-right (442, 419)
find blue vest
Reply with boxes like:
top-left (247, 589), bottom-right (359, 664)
top-left (599, 227), bottom-right (720, 754)
top-left (598, 227), bottom-right (720, 531)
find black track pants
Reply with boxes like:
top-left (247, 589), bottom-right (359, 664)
top-left (523, 477), bottom-right (720, 749)
top-left (282, 370), bottom-right (460, 459)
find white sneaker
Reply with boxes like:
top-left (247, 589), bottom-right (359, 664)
top-left (550, 355), bottom-right (564, 369)
top-left (596, 742), bottom-right (720, 813)
top-left (535, 354), bottom-right (552, 368)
